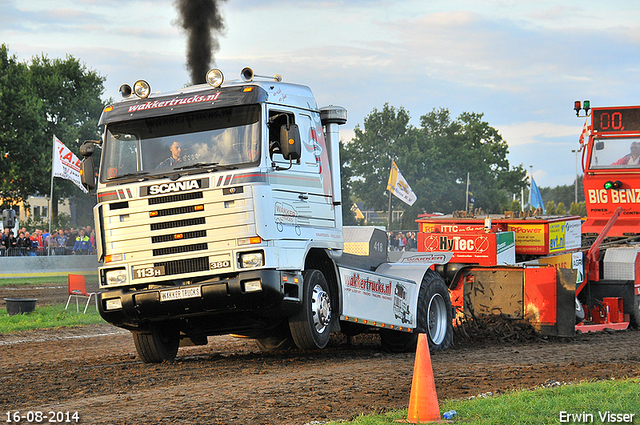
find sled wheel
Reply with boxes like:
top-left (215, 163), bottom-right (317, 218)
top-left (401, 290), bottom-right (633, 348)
top-left (381, 269), bottom-right (453, 352)
top-left (289, 269), bottom-right (333, 350)
top-left (132, 323), bottom-right (180, 363)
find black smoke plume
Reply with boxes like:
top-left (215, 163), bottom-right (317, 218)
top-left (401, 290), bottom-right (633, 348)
top-left (175, 0), bottom-right (227, 84)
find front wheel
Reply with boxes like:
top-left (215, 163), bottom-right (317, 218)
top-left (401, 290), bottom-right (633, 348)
top-left (381, 269), bottom-right (453, 352)
top-left (132, 323), bottom-right (180, 363)
top-left (255, 321), bottom-right (295, 352)
top-left (289, 269), bottom-right (333, 350)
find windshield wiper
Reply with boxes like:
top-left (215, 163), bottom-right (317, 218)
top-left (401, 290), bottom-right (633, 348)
top-left (106, 171), bottom-right (149, 181)
top-left (173, 162), bottom-right (220, 171)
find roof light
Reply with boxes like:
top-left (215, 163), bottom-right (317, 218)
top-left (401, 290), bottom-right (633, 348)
top-left (574, 101), bottom-right (581, 114)
top-left (133, 80), bottom-right (151, 98)
top-left (604, 180), bottom-right (623, 190)
top-left (574, 99), bottom-right (591, 117)
top-left (206, 69), bottom-right (224, 88)
top-left (119, 84), bottom-right (132, 99)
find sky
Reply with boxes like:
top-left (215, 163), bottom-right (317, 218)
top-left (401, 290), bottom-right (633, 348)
top-left (2, 0), bottom-right (640, 189)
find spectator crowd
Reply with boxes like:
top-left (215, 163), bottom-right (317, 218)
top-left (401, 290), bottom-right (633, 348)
top-left (0, 225), bottom-right (95, 257)
top-left (388, 230), bottom-right (417, 251)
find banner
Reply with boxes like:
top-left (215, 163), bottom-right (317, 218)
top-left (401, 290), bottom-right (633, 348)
top-left (528, 176), bottom-right (545, 213)
top-left (386, 161), bottom-right (417, 206)
top-left (52, 136), bottom-right (88, 193)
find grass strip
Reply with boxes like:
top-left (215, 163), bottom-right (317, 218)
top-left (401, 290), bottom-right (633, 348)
top-left (330, 379), bottom-right (640, 424)
top-left (0, 275), bottom-right (98, 287)
top-left (0, 303), bottom-right (104, 333)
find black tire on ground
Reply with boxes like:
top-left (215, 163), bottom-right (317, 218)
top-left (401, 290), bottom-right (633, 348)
top-left (631, 294), bottom-right (640, 329)
top-left (255, 321), bottom-right (295, 352)
top-left (380, 269), bottom-right (453, 352)
top-left (575, 297), bottom-right (585, 324)
top-left (132, 323), bottom-right (180, 363)
top-left (288, 269), bottom-right (333, 350)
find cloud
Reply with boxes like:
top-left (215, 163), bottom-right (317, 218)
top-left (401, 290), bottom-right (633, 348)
top-left (497, 122), bottom-right (581, 147)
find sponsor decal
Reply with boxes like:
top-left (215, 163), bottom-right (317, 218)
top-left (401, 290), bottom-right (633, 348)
top-left (140, 178), bottom-right (208, 196)
top-left (344, 273), bottom-right (392, 296)
top-left (588, 188), bottom-right (640, 204)
top-left (127, 92), bottom-right (221, 113)
top-left (275, 201), bottom-right (298, 224)
top-left (398, 253), bottom-right (449, 264)
top-left (422, 234), bottom-right (489, 253)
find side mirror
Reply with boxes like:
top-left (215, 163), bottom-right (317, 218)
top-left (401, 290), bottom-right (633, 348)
top-left (80, 140), bottom-right (100, 157)
top-left (279, 123), bottom-right (301, 161)
top-left (80, 157), bottom-right (96, 191)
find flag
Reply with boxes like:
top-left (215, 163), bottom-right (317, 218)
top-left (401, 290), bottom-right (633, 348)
top-left (387, 160), bottom-right (417, 206)
top-left (528, 176), bottom-right (545, 213)
top-left (52, 136), bottom-right (88, 194)
top-left (351, 203), bottom-right (365, 220)
top-left (578, 114), bottom-right (591, 148)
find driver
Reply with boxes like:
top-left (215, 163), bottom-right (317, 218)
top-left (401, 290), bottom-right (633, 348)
top-left (156, 141), bottom-right (182, 168)
top-left (613, 141), bottom-right (640, 165)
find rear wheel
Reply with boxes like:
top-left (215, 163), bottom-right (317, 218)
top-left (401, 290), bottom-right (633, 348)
top-left (631, 294), bottom-right (640, 329)
top-left (381, 269), bottom-right (453, 352)
top-left (132, 323), bottom-right (180, 363)
top-left (289, 269), bottom-right (333, 350)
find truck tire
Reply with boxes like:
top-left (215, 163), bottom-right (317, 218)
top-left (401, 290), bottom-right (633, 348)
top-left (575, 297), bottom-right (585, 324)
top-left (132, 323), bottom-right (180, 363)
top-left (631, 294), bottom-right (640, 329)
top-left (288, 269), bottom-right (333, 350)
top-left (381, 269), bottom-right (453, 352)
top-left (255, 322), bottom-right (295, 352)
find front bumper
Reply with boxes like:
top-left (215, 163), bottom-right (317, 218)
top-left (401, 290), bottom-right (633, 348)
top-left (98, 269), bottom-right (301, 332)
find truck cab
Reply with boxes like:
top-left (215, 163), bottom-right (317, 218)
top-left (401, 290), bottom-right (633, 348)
top-left (81, 68), bottom-right (453, 362)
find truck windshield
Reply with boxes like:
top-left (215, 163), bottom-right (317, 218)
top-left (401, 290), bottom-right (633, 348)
top-left (589, 137), bottom-right (640, 169)
top-left (100, 104), bottom-right (261, 181)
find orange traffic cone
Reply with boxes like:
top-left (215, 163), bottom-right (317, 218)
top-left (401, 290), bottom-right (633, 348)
top-left (405, 333), bottom-right (441, 423)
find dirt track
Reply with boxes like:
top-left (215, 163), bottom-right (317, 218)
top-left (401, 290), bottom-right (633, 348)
top-left (1, 283), bottom-right (640, 424)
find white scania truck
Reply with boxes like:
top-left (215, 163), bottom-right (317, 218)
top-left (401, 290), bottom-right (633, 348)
top-left (80, 68), bottom-right (454, 363)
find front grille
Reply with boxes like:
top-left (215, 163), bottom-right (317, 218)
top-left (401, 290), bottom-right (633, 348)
top-left (152, 205), bottom-right (202, 217)
top-left (149, 191), bottom-right (204, 205)
top-left (153, 243), bottom-right (208, 257)
top-left (152, 230), bottom-right (207, 244)
top-left (154, 256), bottom-right (210, 275)
top-left (150, 217), bottom-right (206, 231)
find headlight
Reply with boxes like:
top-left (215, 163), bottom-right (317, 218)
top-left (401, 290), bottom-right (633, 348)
top-left (243, 280), bottom-right (262, 293)
top-left (240, 251), bottom-right (264, 269)
top-left (133, 80), bottom-right (151, 98)
top-left (105, 269), bottom-right (127, 285)
top-left (206, 69), bottom-right (224, 88)
top-left (105, 298), bottom-right (123, 310)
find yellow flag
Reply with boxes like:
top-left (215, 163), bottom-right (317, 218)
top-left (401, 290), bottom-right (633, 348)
top-left (386, 161), bottom-right (417, 206)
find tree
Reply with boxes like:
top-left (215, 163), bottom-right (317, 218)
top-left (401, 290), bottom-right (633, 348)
top-left (0, 45), bottom-right (107, 224)
top-left (569, 201), bottom-right (586, 217)
top-left (0, 45), bottom-right (46, 206)
top-left (342, 105), bottom-right (528, 228)
top-left (342, 104), bottom-right (419, 213)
